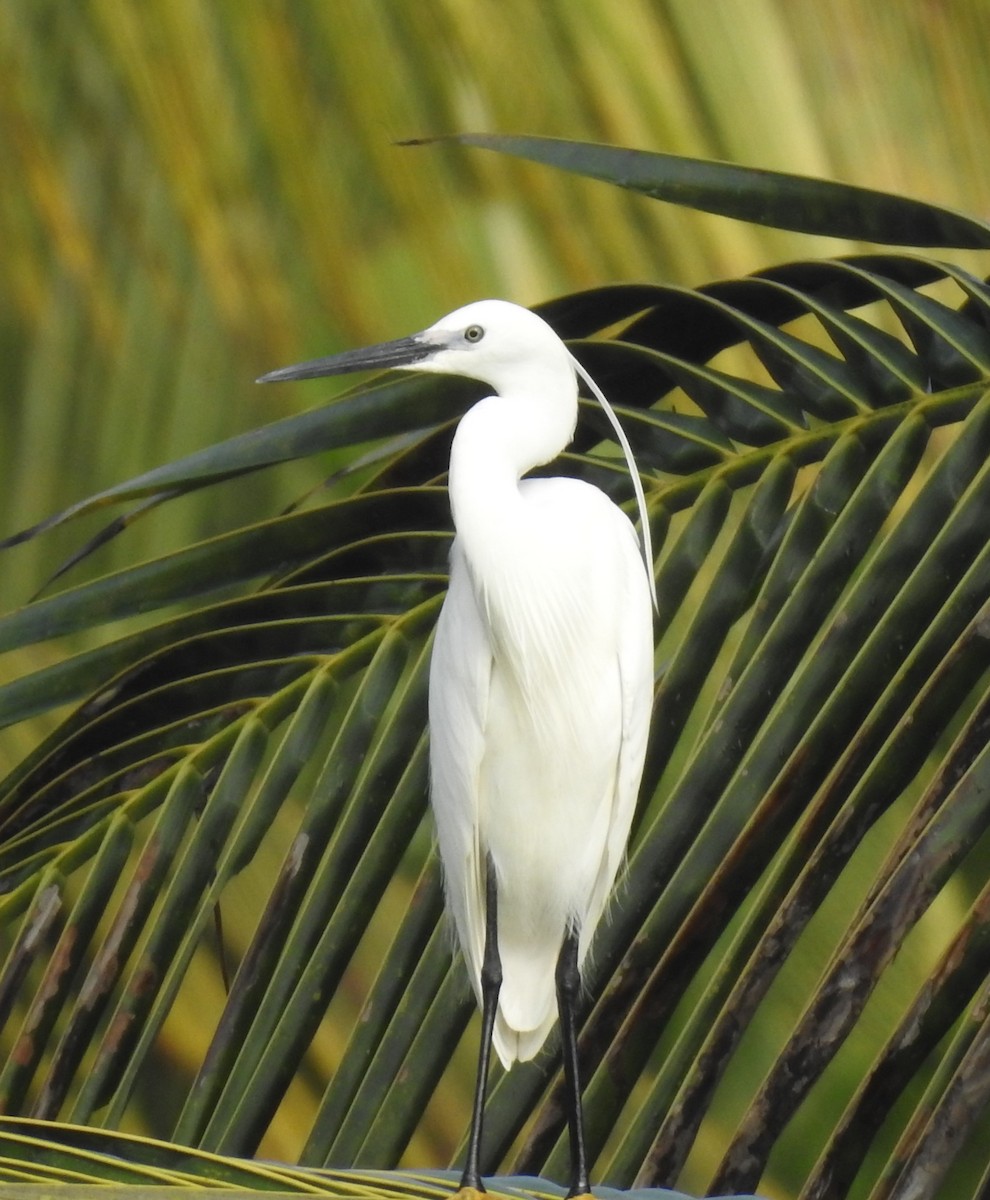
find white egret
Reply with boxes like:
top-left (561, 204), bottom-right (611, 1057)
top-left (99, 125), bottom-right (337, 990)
top-left (259, 300), bottom-right (655, 1198)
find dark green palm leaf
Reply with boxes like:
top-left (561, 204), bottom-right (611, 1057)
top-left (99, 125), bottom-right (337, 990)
top-left (438, 134), bottom-right (990, 249)
top-left (5, 138), bottom-right (990, 1200)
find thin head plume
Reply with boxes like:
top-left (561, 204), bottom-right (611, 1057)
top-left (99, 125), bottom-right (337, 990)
top-left (569, 353), bottom-right (657, 611)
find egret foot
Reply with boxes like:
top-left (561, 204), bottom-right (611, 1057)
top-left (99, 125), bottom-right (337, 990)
top-left (454, 1187), bottom-right (486, 1200)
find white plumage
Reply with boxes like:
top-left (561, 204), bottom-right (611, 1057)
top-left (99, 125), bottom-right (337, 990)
top-left (417, 301), bottom-right (654, 1066)
top-left (259, 299), bottom-right (654, 1193)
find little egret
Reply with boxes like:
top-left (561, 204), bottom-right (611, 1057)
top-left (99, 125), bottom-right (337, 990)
top-left (260, 300), bottom-right (655, 1197)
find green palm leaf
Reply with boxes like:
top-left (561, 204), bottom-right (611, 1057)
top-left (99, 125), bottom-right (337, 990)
top-left (0, 1119), bottom-right (747, 1199)
top-left (5, 116), bottom-right (990, 1200)
top-left (422, 134), bottom-right (990, 249)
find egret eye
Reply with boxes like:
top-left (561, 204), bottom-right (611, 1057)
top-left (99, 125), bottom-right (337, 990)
top-left (464, 324), bottom-right (485, 344)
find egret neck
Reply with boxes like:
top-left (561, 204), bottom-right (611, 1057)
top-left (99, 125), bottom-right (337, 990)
top-left (447, 368), bottom-right (578, 555)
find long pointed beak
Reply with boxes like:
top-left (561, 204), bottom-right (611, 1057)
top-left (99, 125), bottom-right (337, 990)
top-left (257, 333), bottom-right (436, 384)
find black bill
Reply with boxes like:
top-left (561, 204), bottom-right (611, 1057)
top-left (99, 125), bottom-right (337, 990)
top-left (257, 333), bottom-right (435, 384)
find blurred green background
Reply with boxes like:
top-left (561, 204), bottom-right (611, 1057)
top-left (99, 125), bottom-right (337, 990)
top-left (4, 1), bottom-right (989, 608)
top-left (2, 3), bottom-right (990, 1195)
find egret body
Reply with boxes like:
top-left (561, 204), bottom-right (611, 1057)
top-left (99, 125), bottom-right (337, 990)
top-left (260, 301), bottom-right (655, 1198)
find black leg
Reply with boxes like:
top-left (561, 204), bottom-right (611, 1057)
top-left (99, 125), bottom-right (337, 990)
top-left (460, 858), bottom-right (502, 1194)
top-left (556, 927), bottom-right (590, 1198)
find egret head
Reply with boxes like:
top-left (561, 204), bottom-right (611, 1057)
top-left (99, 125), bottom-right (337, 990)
top-left (411, 301), bottom-right (574, 393)
top-left (257, 299), bottom-right (574, 396)
top-left (260, 298), bottom-right (657, 609)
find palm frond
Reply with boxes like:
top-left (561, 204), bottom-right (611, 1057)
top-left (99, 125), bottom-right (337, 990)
top-left (3, 217), bottom-right (990, 1199)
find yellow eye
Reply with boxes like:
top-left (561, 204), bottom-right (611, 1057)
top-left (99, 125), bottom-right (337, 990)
top-left (464, 324), bottom-right (485, 343)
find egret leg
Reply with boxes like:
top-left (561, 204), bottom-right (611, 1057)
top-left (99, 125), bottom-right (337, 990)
top-left (556, 928), bottom-right (590, 1198)
top-left (459, 859), bottom-right (502, 1194)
